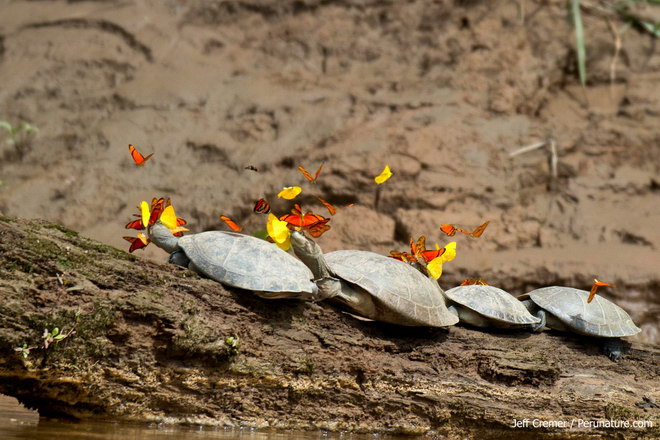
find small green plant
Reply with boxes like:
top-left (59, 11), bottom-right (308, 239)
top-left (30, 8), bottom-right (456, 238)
top-left (14, 326), bottom-right (77, 359)
top-left (224, 336), bottom-right (241, 356)
top-left (0, 120), bottom-right (39, 157)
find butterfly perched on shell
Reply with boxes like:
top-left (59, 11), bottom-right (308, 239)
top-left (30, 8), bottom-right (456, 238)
top-left (128, 144), bottom-right (154, 166)
top-left (460, 279), bottom-right (489, 286)
top-left (588, 279), bottom-right (616, 303)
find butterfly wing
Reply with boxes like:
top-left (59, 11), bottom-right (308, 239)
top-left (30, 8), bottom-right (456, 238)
top-left (470, 221), bottom-right (490, 238)
top-left (125, 219), bottom-right (145, 230)
top-left (316, 197), bottom-right (336, 216)
top-left (129, 144), bottom-right (153, 166)
top-left (148, 198), bottom-right (165, 226)
top-left (440, 224), bottom-right (457, 236)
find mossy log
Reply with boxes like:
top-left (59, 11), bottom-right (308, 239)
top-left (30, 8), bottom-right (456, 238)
top-left (0, 216), bottom-right (658, 439)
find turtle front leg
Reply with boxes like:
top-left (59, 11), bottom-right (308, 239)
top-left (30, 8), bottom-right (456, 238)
top-left (602, 338), bottom-right (627, 361)
top-left (531, 310), bottom-right (546, 332)
top-left (521, 299), bottom-right (546, 332)
top-left (168, 250), bottom-right (190, 267)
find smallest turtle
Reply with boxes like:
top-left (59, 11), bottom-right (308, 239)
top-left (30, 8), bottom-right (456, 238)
top-left (519, 286), bottom-right (641, 360)
top-left (443, 285), bottom-right (540, 329)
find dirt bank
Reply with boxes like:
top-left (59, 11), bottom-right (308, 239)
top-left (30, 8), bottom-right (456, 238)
top-left (0, 217), bottom-right (658, 439)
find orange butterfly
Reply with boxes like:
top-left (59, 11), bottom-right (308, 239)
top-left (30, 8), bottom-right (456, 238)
top-left (148, 198), bottom-right (166, 226)
top-left (588, 279), bottom-right (616, 303)
top-left (220, 215), bottom-right (241, 232)
top-left (440, 221), bottom-right (490, 238)
top-left (124, 218), bottom-right (144, 230)
top-left (128, 144), bottom-right (153, 166)
top-left (316, 197), bottom-right (336, 216)
top-left (460, 279), bottom-right (489, 286)
top-left (409, 236), bottom-right (446, 263)
top-left (389, 250), bottom-right (418, 264)
top-left (245, 165), bottom-right (259, 172)
top-left (298, 162), bottom-right (324, 183)
top-left (123, 233), bottom-right (149, 253)
top-left (254, 199), bottom-right (271, 214)
top-left (280, 204), bottom-right (329, 227)
top-left (308, 222), bottom-right (331, 238)
top-left (280, 204), bottom-right (331, 237)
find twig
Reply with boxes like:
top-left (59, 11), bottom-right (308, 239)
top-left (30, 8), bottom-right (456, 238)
top-left (547, 138), bottom-right (558, 179)
top-left (509, 137), bottom-right (559, 180)
top-left (606, 18), bottom-right (622, 102)
top-left (508, 140), bottom-right (547, 157)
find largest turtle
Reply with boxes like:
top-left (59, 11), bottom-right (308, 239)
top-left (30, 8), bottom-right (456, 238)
top-left (290, 230), bottom-right (458, 327)
top-left (148, 221), bottom-right (318, 300)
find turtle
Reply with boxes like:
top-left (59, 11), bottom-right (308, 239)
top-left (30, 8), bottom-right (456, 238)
top-left (518, 286), bottom-right (641, 360)
top-left (148, 221), bottom-right (318, 300)
top-left (290, 230), bottom-right (458, 327)
top-left (442, 284), bottom-right (540, 328)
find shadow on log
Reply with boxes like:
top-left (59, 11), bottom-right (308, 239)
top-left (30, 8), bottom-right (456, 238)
top-left (0, 216), bottom-right (658, 439)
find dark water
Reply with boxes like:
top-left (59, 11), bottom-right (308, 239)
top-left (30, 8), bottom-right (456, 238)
top-left (0, 395), bottom-right (403, 440)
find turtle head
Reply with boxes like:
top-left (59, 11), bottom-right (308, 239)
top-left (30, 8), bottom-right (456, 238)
top-left (290, 230), bottom-right (333, 280)
top-left (148, 221), bottom-right (181, 254)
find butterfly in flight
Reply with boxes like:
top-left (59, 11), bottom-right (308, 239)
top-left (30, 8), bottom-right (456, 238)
top-left (588, 279), bottom-right (616, 303)
top-left (298, 162), bottom-right (324, 184)
top-left (316, 197), bottom-right (336, 216)
top-left (245, 165), bottom-right (259, 172)
top-left (254, 199), bottom-right (271, 214)
top-left (440, 221), bottom-right (490, 238)
top-left (128, 144), bottom-right (154, 166)
top-left (220, 215), bottom-right (241, 232)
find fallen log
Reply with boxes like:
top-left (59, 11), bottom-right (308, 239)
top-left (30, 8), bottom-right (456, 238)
top-left (0, 216), bottom-right (658, 439)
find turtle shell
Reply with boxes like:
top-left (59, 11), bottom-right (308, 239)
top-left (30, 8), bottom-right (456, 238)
top-left (444, 285), bottom-right (540, 325)
top-left (178, 231), bottom-right (314, 293)
top-left (325, 250), bottom-right (458, 327)
top-left (523, 286), bottom-right (641, 337)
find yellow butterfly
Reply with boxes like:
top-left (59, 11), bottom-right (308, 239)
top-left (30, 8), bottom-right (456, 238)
top-left (374, 165), bottom-right (392, 184)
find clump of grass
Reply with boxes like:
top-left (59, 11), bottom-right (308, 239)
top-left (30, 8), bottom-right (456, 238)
top-left (0, 120), bottom-right (39, 158)
top-left (569, 0), bottom-right (660, 86)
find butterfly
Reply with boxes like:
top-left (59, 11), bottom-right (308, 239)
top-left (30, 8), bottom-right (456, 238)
top-left (278, 186), bottom-right (302, 200)
top-left (460, 279), bottom-right (489, 286)
top-left (588, 279), bottom-right (616, 303)
top-left (254, 199), bottom-right (271, 214)
top-left (316, 197), bottom-right (336, 216)
top-left (374, 164), bottom-right (392, 184)
top-left (245, 165), bottom-right (259, 172)
top-left (123, 232), bottom-right (149, 253)
top-left (440, 221), bottom-right (490, 238)
top-left (125, 197), bottom-right (187, 232)
top-left (279, 204), bottom-right (331, 237)
top-left (389, 250), bottom-right (418, 264)
top-left (220, 215), bottom-right (241, 232)
top-left (298, 162), bottom-right (324, 183)
top-left (128, 144), bottom-right (153, 166)
top-left (410, 236), bottom-right (446, 263)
